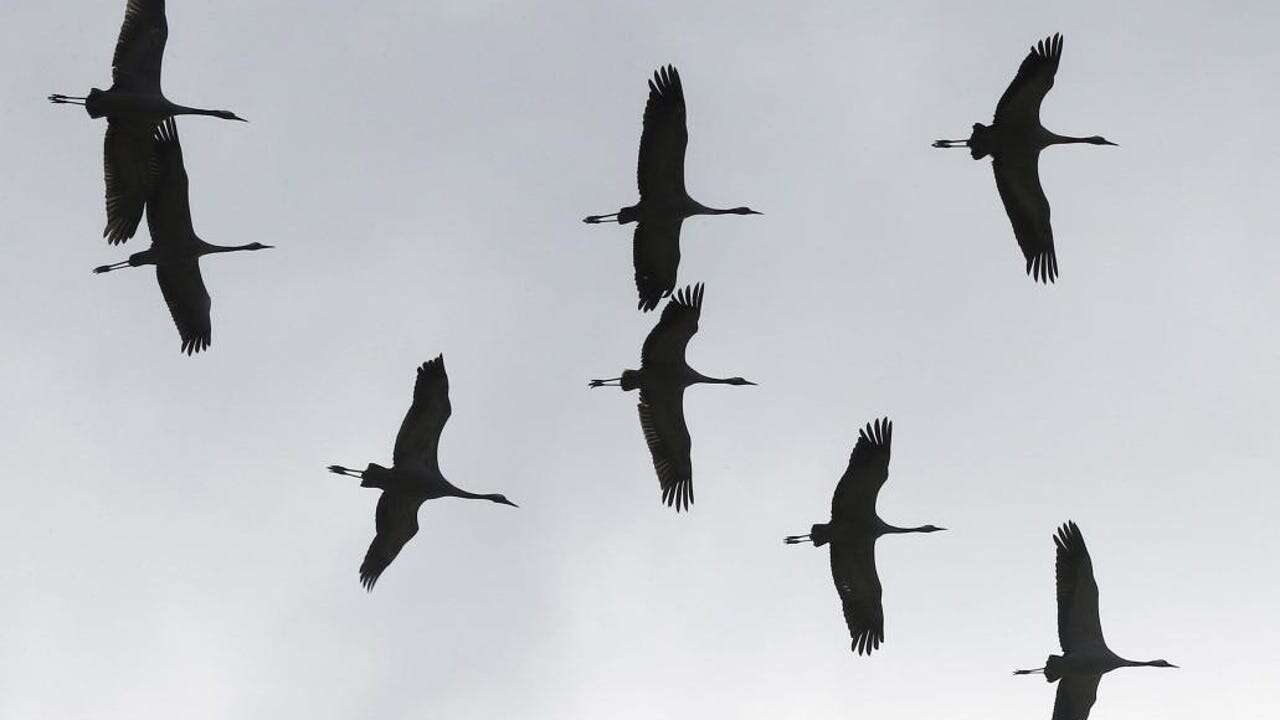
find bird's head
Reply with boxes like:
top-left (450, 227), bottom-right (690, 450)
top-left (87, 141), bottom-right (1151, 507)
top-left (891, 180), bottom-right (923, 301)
top-left (488, 494), bottom-right (519, 508)
top-left (1089, 136), bottom-right (1117, 146)
top-left (920, 524), bottom-right (947, 533)
top-left (215, 110), bottom-right (249, 122)
top-left (732, 207), bottom-right (763, 215)
top-left (728, 377), bottom-right (757, 386)
top-left (245, 242), bottom-right (274, 250)
top-left (1147, 659), bottom-right (1178, 668)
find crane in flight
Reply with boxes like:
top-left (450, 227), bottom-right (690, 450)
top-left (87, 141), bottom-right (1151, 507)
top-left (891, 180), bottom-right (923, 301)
top-left (50, 0), bottom-right (246, 244)
top-left (328, 356), bottom-right (518, 591)
top-left (590, 284), bottom-right (755, 510)
top-left (933, 34), bottom-right (1115, 283)
top-left (784, 419), bottom-right (945, 655)
top-left (583, 65), bottom-right (760, 311)
top-left (92, 118), bottom-right (270, 355)
top-left (1014, 521), bottom-right (1177, 719)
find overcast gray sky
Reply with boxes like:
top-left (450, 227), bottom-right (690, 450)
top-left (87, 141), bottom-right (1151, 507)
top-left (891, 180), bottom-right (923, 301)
top-left (2, 0), bottom-right (1279, 718)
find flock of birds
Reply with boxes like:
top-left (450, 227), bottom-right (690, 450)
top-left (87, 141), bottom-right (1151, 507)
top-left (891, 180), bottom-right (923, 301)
top-left (49, 3), bottom-right (1170, 718)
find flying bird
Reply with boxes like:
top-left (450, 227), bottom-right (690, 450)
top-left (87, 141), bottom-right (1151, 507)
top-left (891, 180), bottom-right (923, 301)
top-left (328, 356), bottom-right (518, 591)
top-left (92, 118), bottom-right (270, 354)
top-left (933, 33), bottom-right (1116, 283)
top-left (49, 0), bottom-right (247, 245)
top-left (784, 419), bottom-right (945, 655)
top-left (1014, 521), bottom-right (1177, 720)
top-left (589, 284), bottom-right (755, 510)
top-left (583, 65), bottom-right (760, 311)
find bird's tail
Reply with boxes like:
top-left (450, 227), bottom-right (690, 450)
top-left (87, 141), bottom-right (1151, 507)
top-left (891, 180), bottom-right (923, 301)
top-left (785, 523), bottom-right (832, 547)
top-left (1044, 655), bottom-right (1066, 683)
top-left (620, 370), bottom-right (642, 392)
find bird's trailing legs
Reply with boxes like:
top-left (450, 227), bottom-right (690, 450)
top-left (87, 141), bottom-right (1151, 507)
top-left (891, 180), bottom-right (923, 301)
top-left (583, 213), bottom-right (620, 224)
top-left (93, 261), bottom-right (130, 274)
top-left (49, 94), bottom-right (87, 105)
top-left (783, 534), bottom-right (813, 545)
top-left (327, 465), bottom-right (364, 478)
top-left (1013, 667), bottom-right (1045, 676)
top-left (589, 377), bottom-right (622, 387)
top-left (932, 139), bottom-right (969, 148)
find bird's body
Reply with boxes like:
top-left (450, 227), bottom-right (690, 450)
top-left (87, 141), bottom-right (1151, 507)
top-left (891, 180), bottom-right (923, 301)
top-left (590, 284), bottom-right (755, 510)
top-left (50, 0), bottom-right (246, 244)
top-left (584, 65), bottom-right (760, 311)
top-left (328, 356), bottom-right (518, 591)
top-left (1015, 522), bottom-right (1176, 720)
top-left (92, 118), bottom-right (270, 355)
top-left (933, 33), bottom-right (1115, 283)
top-left (785, 419), bottom-right (945, 655)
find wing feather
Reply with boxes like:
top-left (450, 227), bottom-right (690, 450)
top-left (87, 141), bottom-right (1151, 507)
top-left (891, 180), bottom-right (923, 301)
top-left (993, 153), bottom-right (1058, 283)
top-left (359, 491), bottom-right (424, 591)
top-left (830, 537), bottom-right (884, 655)
top-left (111, 0), bottom-right (167, 93)
top-left (1051, 675), bottom-right (1102, 720)
top-left (103, 120), bottom-right (159, 244)
top-left (1055, 521), bottom-right (1105, 653)
top-left (393, 356), bottom-right (452, 469)
top-left (994, 33), bottom-right (1063, 127)
top-left (637, 388), bottom-right (693, 511)
top-left (641, 283), bottom-right (703, 366)
top-left (637, 65), bottom-right (687, 200)
top-left (155, 261), bottom-right (210, 355)
top-left (830, 418), bottom-right (892, 521)
top-left (633, 219), bottom-right (683, 312)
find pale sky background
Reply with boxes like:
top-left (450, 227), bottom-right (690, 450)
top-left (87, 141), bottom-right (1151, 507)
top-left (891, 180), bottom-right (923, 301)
top-left (2, 1), bottom-right (1278, 718)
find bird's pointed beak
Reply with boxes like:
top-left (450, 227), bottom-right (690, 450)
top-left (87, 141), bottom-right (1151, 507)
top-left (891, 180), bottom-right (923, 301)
top-left (261, 244), bottom-right (276, 249)
top-left (748, 210), bottom-right (763, 215)
top-left (1103, 140), bottom-right (1118, 146)
top-left (744, 380), bottom-right (758, 385)
top-left (503, 499), bottom-right (519, 508)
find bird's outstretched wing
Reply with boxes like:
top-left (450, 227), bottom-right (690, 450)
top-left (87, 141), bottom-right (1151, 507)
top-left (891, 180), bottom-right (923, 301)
top-left (393, 355), bottom-right (452, 470)
top-left (111, 0), bottom-right (168, 94)
top-left (155, 261), bottom-right (211, 355)
top-left (993, 153), bottom-right (1057, 283)
top-left (1055, 521), bottom-right (1105, 653)
top-left (103, 120), bottom-right (159, 244)
top-left (359, 491), bottom-right (425, 591)
top-left (146, 117), bottom-right (195, 247)
top-left (1051, 674), bottom-right (1102, 720)
top-left (830, 536), bottom-right (884, 655)
top-left (994, 33), bottom-right (1063, 127)
top-left (642, 283), bottom-right (703, 365)
top-left (633, 218), bottom-right (684, 312)
top-left (637, 386), bottom-right (693, 511)
top-left (830, 418), bottom-right (892, 522)
top-left (637, 65), bottom-right (688, 201)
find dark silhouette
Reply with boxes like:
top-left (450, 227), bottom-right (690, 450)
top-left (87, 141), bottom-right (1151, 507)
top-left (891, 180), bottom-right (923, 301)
top-left (92, 118), bottom-right (270, 355)
top-left (589, 284), bottom-right (755, 510)
top-left (49, 0), bottom-right (246, 244)
top-left (328, 356), bottom-right (518, 591)
top-left (933, 34), bottom-right (1116, 283)
top-left (583, 66), bottom-right (760, 311)
top-left (1014, 522), bottom-right (1177, 720)
top-left (784, 419), bottom-right (945, 655)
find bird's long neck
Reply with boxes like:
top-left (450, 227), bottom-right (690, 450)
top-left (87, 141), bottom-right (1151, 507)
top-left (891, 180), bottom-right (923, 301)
top-left (168, 103), bottom-right (233, 119)
top-left (689, 201), bottom-right (742, 216)
top-left (445, 486), bottom-right (501, 503)
top-left (1045, 131), bottom-right (1105, 146)
top-left (689, 371), bottom-right (739, 385)
top-left (201, 242), bottom-right (261, 256)
top-left (1121, 658), bottom-right (1164, 668)
top-left (880, 523), bottom-right (934, 535)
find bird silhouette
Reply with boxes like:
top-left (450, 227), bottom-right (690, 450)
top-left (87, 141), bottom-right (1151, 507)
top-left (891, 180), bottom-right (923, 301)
top-left (933, 34), bottom-right (1115, 283)
top-left (1014, 522), bottom-right (1177, 720)
top-left (92, 118), bottom-right (270, 355)
top-left (784, 419), bottom-right (945, 655)
top-left (589, 284), bottom-right (755, 510)
top-left (328, 356), bottom-right (518, 591)
top-left (49, 0), bottom-right (246, 245)
top-left (583, 66), bottom-right (760, 311)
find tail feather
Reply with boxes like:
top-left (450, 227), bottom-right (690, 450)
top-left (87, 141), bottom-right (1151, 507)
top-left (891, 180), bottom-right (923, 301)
top-left (1045, 655), bottom-right (1065, 683)
top-left (620, 369), bottom-right (642, 392)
